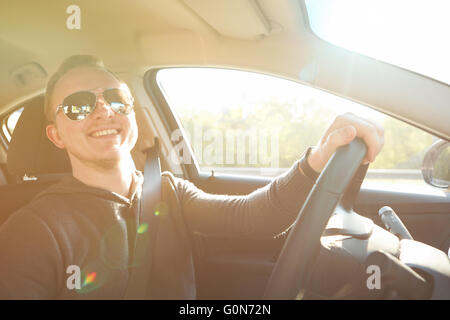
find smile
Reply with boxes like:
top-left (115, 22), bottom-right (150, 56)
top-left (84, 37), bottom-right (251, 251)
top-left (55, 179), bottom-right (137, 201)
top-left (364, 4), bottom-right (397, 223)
top-left (90, 128), bottom-right (121, 137)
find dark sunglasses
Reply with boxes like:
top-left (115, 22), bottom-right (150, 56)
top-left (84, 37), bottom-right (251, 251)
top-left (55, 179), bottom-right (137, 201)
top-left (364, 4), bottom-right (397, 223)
top-left (55, 88), bottom-right (134, 121)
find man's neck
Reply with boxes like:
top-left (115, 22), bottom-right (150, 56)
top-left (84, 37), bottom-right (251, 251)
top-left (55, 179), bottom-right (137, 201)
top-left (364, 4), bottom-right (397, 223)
top-left (70, 156), bottom-right (135, 199)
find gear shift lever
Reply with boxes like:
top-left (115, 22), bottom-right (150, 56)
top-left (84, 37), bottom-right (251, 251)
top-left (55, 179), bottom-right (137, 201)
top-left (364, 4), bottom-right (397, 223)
top-left (378, 206), bottom-right (413, 240)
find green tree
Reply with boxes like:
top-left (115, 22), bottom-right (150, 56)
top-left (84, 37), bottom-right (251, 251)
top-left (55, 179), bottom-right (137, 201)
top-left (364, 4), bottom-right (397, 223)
top-left (178, 98), bottom-right (435, 173)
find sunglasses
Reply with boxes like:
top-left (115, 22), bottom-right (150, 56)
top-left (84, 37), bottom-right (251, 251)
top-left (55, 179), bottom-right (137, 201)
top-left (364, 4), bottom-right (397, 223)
top-left (55, 88), bottom-right (134, 121)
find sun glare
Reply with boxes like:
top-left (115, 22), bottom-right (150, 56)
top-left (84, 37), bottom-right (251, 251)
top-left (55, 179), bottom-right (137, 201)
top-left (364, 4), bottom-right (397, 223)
top-left (305, 0), bottom-right (450, 84)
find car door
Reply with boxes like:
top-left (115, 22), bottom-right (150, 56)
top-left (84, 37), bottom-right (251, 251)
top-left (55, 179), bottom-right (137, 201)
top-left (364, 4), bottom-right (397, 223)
top-left (144, 67), bottom-right (450, 299)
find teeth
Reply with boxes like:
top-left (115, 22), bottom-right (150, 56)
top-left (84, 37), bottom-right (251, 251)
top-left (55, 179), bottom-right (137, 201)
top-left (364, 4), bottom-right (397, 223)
top-left (93, 129), bottom-right (119, 137)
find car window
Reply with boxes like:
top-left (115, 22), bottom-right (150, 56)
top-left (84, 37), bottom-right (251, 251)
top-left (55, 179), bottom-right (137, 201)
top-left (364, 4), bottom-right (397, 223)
top-left (156, 68), bottom-right (438, 188)
top-left (2, 107), bottom-right (24, 142)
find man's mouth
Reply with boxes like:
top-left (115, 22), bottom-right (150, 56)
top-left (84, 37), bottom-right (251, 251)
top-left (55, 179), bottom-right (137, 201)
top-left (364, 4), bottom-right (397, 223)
top-left (89, 128), bottom-right (121, 137)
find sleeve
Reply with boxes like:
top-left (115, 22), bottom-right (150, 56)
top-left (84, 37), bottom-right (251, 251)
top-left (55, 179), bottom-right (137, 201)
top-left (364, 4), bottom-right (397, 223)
top-left (0, 208), bottom-right (63, 299)
top-left (173, 150), bottom-right (318, 239)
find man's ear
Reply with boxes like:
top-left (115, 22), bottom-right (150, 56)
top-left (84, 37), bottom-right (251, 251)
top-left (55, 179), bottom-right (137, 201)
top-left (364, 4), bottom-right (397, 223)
top-left (46, 124), bottom-right (65, 149)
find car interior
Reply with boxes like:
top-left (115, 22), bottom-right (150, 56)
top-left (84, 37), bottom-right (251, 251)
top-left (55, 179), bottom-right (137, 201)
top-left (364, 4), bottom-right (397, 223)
top-left (0, 0), bottom-right (449, 299)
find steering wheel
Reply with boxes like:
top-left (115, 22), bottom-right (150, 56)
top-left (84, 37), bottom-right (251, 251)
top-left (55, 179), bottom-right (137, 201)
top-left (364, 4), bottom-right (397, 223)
top-left (263, 138), bottom-right (368, 299)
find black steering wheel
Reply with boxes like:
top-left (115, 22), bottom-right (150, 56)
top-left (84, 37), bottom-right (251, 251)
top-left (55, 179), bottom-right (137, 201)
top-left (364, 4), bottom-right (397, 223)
top-left (264, 138), bottom-right (368, 299)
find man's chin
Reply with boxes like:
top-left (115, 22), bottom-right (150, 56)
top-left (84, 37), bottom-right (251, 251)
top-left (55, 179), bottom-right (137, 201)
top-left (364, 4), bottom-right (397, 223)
top-left (92, 158), bottom-right (121, 170)
top-left (74, 154), bottom-right (125, 171)
top-left (68, 146), bottom-right (135, 170)
top-left (92, 151), bottom-right (136, 170)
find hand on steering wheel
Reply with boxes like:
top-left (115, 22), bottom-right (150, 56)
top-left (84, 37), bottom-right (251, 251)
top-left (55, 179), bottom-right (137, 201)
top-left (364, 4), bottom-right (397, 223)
top-left (307, 112), bottom-right (384, 173)
top-left (264, 138), bottom-right (368, 299)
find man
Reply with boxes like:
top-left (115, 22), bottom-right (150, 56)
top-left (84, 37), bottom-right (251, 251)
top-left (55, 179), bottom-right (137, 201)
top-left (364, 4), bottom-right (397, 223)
top-left (0, 55), bottom-right (384, 299)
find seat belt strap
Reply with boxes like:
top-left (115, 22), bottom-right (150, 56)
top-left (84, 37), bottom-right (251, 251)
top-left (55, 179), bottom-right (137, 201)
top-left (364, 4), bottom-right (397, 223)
top-left (124, 138), bottom-right (161, 299)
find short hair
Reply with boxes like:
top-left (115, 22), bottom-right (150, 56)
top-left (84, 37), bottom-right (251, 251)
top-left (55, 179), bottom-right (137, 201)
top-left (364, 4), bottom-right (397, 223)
top-left (44, 55), bottom-right (121, 123)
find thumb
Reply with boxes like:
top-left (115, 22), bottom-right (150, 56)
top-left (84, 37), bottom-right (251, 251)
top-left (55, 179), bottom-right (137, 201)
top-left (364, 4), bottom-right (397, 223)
top-left (324, 125), bottom-right (356, 153)
top-left (310, 126), bottom-right (357, 172)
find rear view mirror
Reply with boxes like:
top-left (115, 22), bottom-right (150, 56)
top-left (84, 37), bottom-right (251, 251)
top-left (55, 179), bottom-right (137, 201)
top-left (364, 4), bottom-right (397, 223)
top-left (422, 139), bottom-right (449, 189)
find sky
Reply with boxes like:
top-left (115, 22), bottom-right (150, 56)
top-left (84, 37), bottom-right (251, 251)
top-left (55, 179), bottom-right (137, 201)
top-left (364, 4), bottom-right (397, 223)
top-left (305, 0), bottom-right (450, 84)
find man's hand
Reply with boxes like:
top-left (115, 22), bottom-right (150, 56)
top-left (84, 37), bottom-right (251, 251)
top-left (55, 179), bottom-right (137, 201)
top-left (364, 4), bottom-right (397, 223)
top-left (306, 112), bottom-right (384, 173)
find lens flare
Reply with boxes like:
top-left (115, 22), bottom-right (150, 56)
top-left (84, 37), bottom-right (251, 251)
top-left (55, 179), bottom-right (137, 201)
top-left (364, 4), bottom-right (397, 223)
top-left (154, 201), bottom-right (168, 217)
top-left (137, 223), bottom-right (148, 234)
top-left (75, 259), bottom-right (111, 294)
top-left (83, 272), bottom-right (97, 286)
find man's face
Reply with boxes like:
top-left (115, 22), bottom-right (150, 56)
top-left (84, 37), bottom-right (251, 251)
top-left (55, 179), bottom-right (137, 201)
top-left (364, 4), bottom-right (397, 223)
top-left (47, 67), bottom-right (138, 169)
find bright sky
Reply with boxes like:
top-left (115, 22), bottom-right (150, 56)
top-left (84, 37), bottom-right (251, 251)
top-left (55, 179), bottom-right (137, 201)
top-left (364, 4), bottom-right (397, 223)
top-left (305, 0), bottom-right (450, 84)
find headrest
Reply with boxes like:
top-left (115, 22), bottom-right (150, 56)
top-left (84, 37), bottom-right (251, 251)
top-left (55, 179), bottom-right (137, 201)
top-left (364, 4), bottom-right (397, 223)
top-left (7, 95), bottom-right (71, 178)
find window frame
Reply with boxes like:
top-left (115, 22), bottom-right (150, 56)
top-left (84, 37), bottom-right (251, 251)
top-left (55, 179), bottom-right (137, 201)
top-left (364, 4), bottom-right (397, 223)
top-left (144, 68), bottom-right (195, 180)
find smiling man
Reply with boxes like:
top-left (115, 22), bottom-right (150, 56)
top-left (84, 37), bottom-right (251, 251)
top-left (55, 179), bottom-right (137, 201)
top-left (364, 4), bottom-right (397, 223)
top-left (0, 55), bottom-right (384, 299)
top-left (45, 63), bottom-right (138, 198)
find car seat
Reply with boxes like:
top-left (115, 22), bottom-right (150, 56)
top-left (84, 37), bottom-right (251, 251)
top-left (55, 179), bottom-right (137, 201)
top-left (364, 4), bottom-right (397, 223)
top-left (0, 95), bottom-right (71, 224)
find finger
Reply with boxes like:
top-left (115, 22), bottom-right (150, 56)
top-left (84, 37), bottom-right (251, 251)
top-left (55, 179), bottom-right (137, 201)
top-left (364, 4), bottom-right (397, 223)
top-left (367, 119), bottom-right (384, 137)
top-left (357, 117), bottom-right (385, 151)
top-left (356, 124), bottom-right (383, 163)
top-left (321, 125), bottom-right (357, 160)
top-left (320, 113), bottom-right (384, 164)
top-left (338, 113), bottom-right (384, 162)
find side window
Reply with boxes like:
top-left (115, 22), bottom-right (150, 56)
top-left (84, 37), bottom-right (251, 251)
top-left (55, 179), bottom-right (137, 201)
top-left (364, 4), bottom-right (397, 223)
top-left (156, 68), bottom-right (437, 187)
top-left (2, 107), bottom-right (24, 142)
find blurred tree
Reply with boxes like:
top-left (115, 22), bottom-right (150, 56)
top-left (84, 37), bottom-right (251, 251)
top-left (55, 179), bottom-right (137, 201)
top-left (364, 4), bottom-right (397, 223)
top-left (177, 98), bottom-right (435, 172)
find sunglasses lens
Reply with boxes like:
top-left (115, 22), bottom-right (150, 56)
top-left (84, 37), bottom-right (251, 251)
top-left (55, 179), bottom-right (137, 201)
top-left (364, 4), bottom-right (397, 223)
top-left (104, 89), bottom-right (133, 114)
top-left (61, 92), bottom-right (96, 120)
top-left (59, 89), bottom-right (133, 121)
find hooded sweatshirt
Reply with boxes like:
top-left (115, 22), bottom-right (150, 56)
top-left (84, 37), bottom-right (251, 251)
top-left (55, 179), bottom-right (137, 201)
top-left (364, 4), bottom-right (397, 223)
top-left (0, 155), bottom-right (316, 299)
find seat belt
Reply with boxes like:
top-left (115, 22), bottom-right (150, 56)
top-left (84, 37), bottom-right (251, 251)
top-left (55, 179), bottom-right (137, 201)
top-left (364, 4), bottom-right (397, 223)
top-left (124, 138), bottom-right (161, 300)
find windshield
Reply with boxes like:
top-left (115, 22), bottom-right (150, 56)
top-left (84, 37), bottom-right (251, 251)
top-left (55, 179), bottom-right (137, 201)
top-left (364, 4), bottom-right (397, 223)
top-left (305, 0), bottom-right (450, 84)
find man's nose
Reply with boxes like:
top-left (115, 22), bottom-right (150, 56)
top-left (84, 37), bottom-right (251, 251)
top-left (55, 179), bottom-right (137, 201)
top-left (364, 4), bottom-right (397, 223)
top-left (91, 95), bottom-right (114, 119)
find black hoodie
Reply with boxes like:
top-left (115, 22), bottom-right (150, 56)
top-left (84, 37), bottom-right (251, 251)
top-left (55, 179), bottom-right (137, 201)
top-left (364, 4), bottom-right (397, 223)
top-left (0, 157), bottom-right (315, 299)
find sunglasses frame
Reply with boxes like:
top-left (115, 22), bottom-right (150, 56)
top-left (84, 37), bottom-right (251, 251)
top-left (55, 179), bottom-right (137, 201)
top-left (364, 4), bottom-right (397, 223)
top-left (55, 87), bottom-right (134, 121)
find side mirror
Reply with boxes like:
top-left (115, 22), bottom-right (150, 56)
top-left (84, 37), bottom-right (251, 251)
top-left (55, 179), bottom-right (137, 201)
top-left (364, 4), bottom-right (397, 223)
top-left (422, 139), bottom-right (449, 189)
